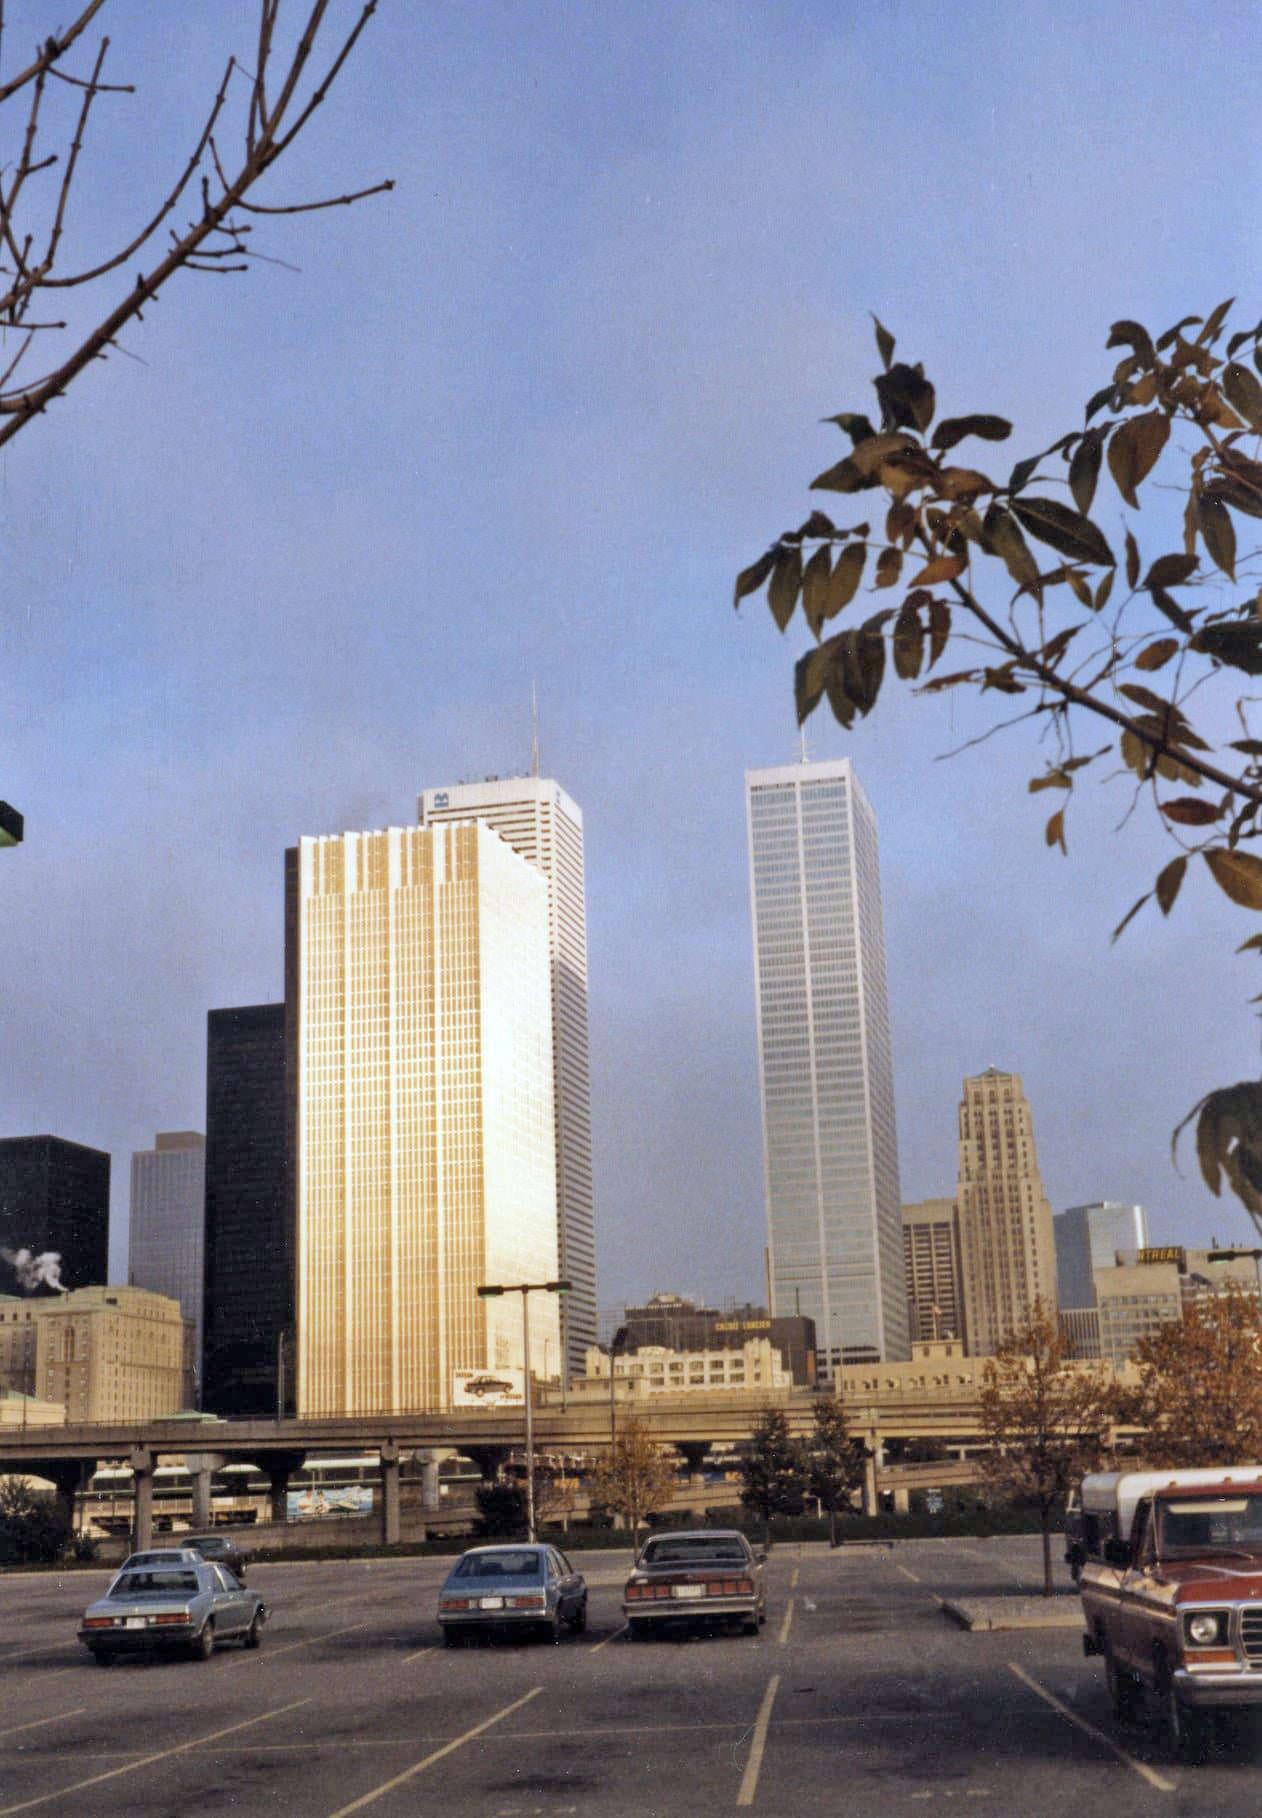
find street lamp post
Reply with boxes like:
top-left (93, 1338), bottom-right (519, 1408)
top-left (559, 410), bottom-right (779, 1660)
top-left (476, 1279), bottom-right (571, 1543)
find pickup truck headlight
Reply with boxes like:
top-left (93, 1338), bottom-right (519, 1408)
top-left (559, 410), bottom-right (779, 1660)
top-left (1185, 1610), bottom-right (1229, 1647)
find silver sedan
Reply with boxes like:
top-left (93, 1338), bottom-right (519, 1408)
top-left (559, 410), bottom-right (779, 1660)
top-left (438, 1543), bottom-right (587, 1644)
top-left (79, 1561), bottom-right (268, 1665)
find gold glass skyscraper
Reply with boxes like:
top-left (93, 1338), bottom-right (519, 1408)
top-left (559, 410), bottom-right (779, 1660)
top-left (289, 821), bottom-right (559, 1416)
top-left (956, 1067), bottom-right (1057, 1354)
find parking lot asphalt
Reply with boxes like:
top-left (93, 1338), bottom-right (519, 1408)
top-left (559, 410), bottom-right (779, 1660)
top-left (3, 1535), bottom-right (1262, 1816)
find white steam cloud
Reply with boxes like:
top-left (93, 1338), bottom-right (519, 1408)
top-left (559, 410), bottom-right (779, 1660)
top-left (0, 1247), bottom-right (67, 1292)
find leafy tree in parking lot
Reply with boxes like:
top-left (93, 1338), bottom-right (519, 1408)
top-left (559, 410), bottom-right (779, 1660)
top-left (587, 1419), bottom-right (678, 1551)
top-left (738, 1405), bottom-right (809, 1534)
top-left (806, 1396), bottom-right (868, 1545)
top-left (979, 1301), bottom-right (1114, 1595)
top-left (474, 1479), bottom-right (527, 1539)
top-left (735, 303), bottom-right (1262, 1218)
top-left (1125, 1281), bottom-right (1262, 1465)
top-left (0, 1475), bottom-right (69, 1564)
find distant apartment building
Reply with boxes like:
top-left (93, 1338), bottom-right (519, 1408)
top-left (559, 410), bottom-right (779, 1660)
top-left (577, 1335), bottom-right (793, 1399)
top-left (1094, 1246), bottom-right (1262, 1368)
top-left (289, 822), bottom-right (559, 1416)
top-left (902, 1199), bottom-right (967, 1349)
top-left (129, 1132), bottom-right (206, 1389)
top-left (419, 776), bottom-right (596, 1382)
top-left (0, 1386), bottom-right (64, 1428)
top-left (202, 1005), bottom-right (292, 1419)
top-left (746, 758), bottom-right (907, 1373)
top-left (956, 1070), bottom-right (1057, 1354)
top-left (1059, 1306), bottom-right (1102, 1359)
top-left (0, 1286), bottom-right (191, 1422)
top-left (0, 1135), bottom-right (110, 1296)
top-left (618, 1293), bottom-right (817, 1385)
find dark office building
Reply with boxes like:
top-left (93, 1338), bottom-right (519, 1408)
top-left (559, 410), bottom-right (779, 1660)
top-left (0, 1135), bottom-right (110, 1295)
top-left (202, 1004), bottom-right (293, 1417)
top-left (620, 1294), bottom-right (817, 1386)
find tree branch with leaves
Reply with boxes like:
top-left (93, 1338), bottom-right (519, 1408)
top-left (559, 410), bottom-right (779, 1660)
top-left (587, 1417), bottom-right (678, 1551)
top-left (737, 301), bottom-right (1262, 1228)
top-left (1124, 1281), bottom-right (1262, 1466)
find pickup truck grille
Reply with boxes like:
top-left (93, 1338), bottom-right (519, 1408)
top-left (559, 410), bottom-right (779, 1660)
top-left (1240, 1610), bottom-right (1262, 1660)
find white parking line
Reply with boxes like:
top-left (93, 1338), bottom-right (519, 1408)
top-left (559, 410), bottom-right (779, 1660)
top-left (777, 1599), bottom-right (794, 1646)
top-left (737, 1674), bottom-right (780, 1807)
top-left (1007, 1663), bottom-right (1175, 1792)
top-left (402, 1644), bottom-right (435, 1665)
top-left (789, 1566), bottom-right (800, 1589)
top-left (895, 1564), bottom-right (921, 1584)
top-left (0, 1698), bottom-right (311, 1816)
top-left (590, 1624), bottom-right (626, 1653)
top-left (240, 1620), bottom-right (370, 1663)
top-left (0, 1712), bottom-right (85, 1744)
top-left (324, 1686), bottom-right (543, 1817)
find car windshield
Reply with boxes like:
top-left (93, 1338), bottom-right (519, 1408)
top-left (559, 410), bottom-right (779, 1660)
top-left (1157, 1495), bottom-right (1262, 1554)
top-left (452, 1550), bottom-right (542, 1579)
top-left (110, 1570), bottom-right (200, 1598)
top-left (641, 1537), bottom-right (748, 1565)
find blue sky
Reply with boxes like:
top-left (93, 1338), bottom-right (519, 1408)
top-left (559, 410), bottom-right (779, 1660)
top-left (2, 0), bottom-right (1262, 1304)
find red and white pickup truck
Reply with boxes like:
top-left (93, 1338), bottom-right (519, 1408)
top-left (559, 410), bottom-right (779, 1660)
top-left (1078, 1467), bottom-right (1262, 1757)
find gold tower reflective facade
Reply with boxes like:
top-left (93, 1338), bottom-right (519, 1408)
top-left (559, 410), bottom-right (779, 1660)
top-left (956, 1068), bottom-right (1056, 1355)
top-left (293, 822), bottom-right (559, 1416)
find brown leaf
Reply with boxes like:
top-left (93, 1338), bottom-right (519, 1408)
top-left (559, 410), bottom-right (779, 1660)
top-left (795, 642), bottom-right (832, 723)
top-left (872, 314), bottom-right (895, 372)
top-left (1111, 891), bottom-right (1151, 940)
top-left (875, 363), bottom-right (935, 434)
top-left (1107, 319), bottom-right (1156, 367)
top-left (926, 597), bottom-right (950, 668)
top-left (982, 505), bottom-right (1042, 593)
top-left (801, 544), bottom-right (833, 637)
top-left (1159, 797), bottom-right (1223, 826)
top-left (823, 542), bottom-right (866, 620)
top-left (734, 550), bottom-right (775, 608)
top-left (1205, 846), bottom-right (1262, 910)
top-left (1135, 637), bottom-right (1179, 671)
top-left (1045, 809), bottom-right (1067, 853)
top-left (1198, 296), bottom-right (1236, 346)
top-left (892, 600), bottom-right (924, 680)
top-left (930, 414), bottom-right (1013, 452)
top-left (1011, 496), bottom-right (1115, 566)
top-left (1223, 362), bottom-right (1262, 433)
top-left (1119, 729), bottom-right (1147, 777)
top-left (811, 455), bottom-right (868, 494)
top-left (874, 546), bottom-right (903, 589)
top-left (908, 552), bottom-right (965, 586)
top-left (936, 466), bottom-right (995, 501)
top-left (1107, 410), bottom-right (1169, 507)
top-left (1198, 493), bottom-right (1237, 581)
top-left (886, 499), bottom-right (916, 545)
top-left (1094, 569), bottom-right (1115, 612)
top-left (1125, 528), bottom-right (1141, 590)
top-left (1156, 856), bottom-right (1187, 915)
top-left (1069, 430), bottom-right (1103, 516)
top-left (1028, 769), bottom-right (1071, 793)
top-left (767, 547), bottom-right (802, 631)
top-left (1144, 552), bottom-right (1197, 591)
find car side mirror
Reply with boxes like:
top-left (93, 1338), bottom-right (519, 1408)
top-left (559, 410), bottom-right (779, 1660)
top-left (1103, 1538), bottom-right (1131, 1569)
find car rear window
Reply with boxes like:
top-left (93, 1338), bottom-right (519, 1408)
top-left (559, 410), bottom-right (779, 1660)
top-left (452, 1550), bottom-right (542, 1579)
top-left (111, 1570), bottom-right (200, 1596)
top-left (641, 1537), bottom-right (748, 1565)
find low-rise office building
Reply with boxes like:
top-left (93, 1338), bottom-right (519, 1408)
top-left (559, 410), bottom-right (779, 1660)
top-left (1094, 1245), bottom-right (1261, 1368)
top-left (0, 1286), bottom-right (193, 1423)
top-left (576, 1336), bottom-right (794, 1399)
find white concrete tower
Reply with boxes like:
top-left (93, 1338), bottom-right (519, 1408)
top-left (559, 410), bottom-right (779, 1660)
top-left (746, 757), bottom-right (908, 1375)
top-left (419, 777), bottom-right (596, 1383)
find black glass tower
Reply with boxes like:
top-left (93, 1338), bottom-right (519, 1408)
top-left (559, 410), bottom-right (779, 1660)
top-left (0, 1135), bottom-right (110, 1295)
top-left (202, 1004), bottom-right (293, 1417)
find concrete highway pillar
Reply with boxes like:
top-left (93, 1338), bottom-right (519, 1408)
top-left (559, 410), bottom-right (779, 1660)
top-left (676, 1441), bottom-right (711, 1487)
top-left (862, 1444), bottom-right (878, 1518)
top-left (129, 1448), bottom-right (154, 1551)
top-left (417, 1449), bottom-right (441, 1512)
top-left (379, 1440), bottom-right (401, 1546)
top-left (182, 1454), bottom-right (226, 1530)
top-left (251, 1451), bottom-right (306, 1525)
top-left (464, 1445), bottom-right (508, 1483)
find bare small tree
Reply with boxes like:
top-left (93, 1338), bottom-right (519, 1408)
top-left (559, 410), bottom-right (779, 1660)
top-left (587, 1418), bottom-right (678, 1552)
top-left (0, 3), bottom-right (390, 449)
top-left (1126, 1281), bottom-right (1262, 1465)
top-left (979, 1301), bottom-right (1114, 1595)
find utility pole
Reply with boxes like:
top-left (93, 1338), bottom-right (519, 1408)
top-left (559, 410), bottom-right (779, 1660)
top-left (477, 1279), bottom-right (571, 1543)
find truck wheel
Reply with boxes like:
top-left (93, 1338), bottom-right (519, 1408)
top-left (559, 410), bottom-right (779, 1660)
top-left (1104, 1646), bottom-right (1137, 1722)
top-left (1160, 1666), bottom-right (1208, 1762)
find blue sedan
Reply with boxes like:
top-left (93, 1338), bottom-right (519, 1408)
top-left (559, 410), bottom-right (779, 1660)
top-left (438, 1543), bottom-right (587, 1645)
top-left (79, 1561), bottom-right (268, 1665)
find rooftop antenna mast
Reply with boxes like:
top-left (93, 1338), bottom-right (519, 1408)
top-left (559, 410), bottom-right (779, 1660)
top-left (799, 724), bottom-right (809, 765)
top-left (530, 681), bottom-right (540, 778)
